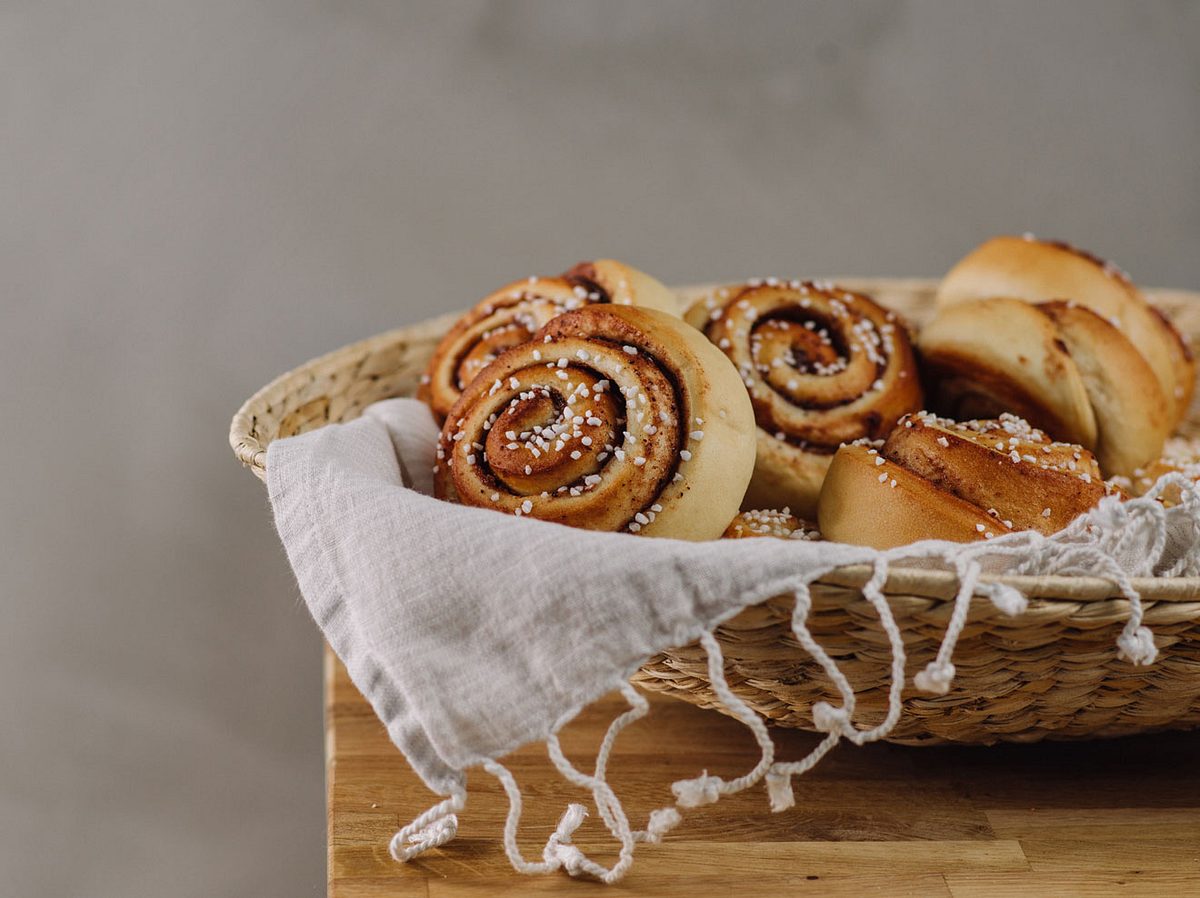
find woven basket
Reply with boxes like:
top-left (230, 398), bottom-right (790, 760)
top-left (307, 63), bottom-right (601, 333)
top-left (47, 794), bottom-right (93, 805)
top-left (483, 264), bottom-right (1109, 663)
top-left (231, 279), bottom-right (1200, 745)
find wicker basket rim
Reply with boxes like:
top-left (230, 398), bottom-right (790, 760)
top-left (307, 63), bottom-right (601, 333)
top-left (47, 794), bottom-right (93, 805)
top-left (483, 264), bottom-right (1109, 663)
top-left (230, 310), bottom-right (462, 475)
top-left (230, 279), bottom-right (1200, 603)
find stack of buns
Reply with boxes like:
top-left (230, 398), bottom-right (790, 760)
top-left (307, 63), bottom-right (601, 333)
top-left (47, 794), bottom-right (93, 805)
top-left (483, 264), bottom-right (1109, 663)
top-left (420, 241), bottom-right (1194, 548)
top-left (921, 236), bottom-right (1193, 476)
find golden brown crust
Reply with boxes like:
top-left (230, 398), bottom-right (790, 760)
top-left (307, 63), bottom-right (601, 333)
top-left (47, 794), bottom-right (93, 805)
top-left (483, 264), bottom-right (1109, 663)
top-left (1123, 437), bottom-right (1200, 505)
top-left (935, 235), bottom-right (1195, 423)
top-left (686, 280), bottom-right (923, 517)
top-left (421, 260), bottom-right (678, 420)
top-left (434, 305), bottom-right (756, 540)
top-left (882, 414), bottom-right (1106, 534)
top-left (918, 297), bottom-right (1097, 447)
top-left (817, 413), bottom-right (1113, 549)
top-left (919, 295), bottom-right (1173, 477)
top-left (1037, 301), bottom-right (1171, 476)
top-left (817, 443), bottom-right (1007, 549)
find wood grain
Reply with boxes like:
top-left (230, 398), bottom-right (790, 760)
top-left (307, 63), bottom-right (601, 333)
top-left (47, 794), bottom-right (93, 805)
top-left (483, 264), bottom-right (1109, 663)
top-left (325, 647), bottom-right (1200, 897)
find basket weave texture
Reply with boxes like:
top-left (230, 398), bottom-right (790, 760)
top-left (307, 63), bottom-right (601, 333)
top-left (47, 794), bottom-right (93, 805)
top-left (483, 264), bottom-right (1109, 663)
top-left (231, 279), bottom-right (1200, 744)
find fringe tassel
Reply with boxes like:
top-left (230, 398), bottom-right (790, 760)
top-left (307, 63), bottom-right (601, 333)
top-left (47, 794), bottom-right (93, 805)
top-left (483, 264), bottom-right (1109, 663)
top-left (391, 476), bottom-right (1198, 880)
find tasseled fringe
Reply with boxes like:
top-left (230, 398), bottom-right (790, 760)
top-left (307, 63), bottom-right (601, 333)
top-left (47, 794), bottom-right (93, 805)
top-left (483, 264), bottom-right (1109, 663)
top-left (387, 475), bottom-right (1198, 881)
top-left (388, 788), bottom-right (465, 862)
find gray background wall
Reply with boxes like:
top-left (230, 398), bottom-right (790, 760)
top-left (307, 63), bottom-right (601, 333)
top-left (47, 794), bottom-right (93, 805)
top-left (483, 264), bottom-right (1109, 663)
top-left (3, 2), bottom-right (1198, 895)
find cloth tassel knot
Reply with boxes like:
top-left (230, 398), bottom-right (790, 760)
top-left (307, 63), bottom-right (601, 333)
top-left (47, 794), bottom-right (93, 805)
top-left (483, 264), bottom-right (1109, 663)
top-left (548, 843), bottom-right (588, 876)
top-left (914, 660), bottom-right (956, 695)
top-left (641, 807), bottom-right (681, 842)
top-left (1117, 625), bottom-right (1158, 666)
top-left (983, 583), bottom-right (1028, 616)
top-left (389, 812), bottom-right (459, 862)
top-left (671, 772), bottom-right (723, 808)
top-left (765, 770), bottom-right (795, 812)
top-left (543, 803), bottom-right (589, 874)
top-left (811, 701), bottom-right (851, 735)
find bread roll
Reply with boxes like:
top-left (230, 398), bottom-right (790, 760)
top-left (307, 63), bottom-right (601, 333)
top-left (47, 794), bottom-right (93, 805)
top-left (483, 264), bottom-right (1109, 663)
top-left (1122, 437), bottom-right (1200, 505)
top-left (685, 280), bottom-right (922, 517)
top-left (818, 412), bottom-right (1116, 549)
top-left (435, 305), bottom-right (756, 540)
top-left (936, 235), bottom-right (1194, 423)
top-left (919, 297), bottom-right (1171, 476)
top-left (422, 260), bottom-right (678, 419)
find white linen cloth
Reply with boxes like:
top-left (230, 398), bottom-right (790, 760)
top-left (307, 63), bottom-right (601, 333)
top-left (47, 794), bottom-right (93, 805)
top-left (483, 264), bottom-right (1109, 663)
top-left (266, 398), bottom-right (1200, 882)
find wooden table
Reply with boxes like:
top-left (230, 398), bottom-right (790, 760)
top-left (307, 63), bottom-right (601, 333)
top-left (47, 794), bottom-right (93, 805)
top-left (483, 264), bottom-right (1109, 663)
top-left (325, 647), bottom-right (1200, 897)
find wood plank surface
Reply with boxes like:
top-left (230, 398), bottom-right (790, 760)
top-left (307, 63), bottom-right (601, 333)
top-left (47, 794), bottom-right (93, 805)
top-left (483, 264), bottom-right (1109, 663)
top-left (325, 646), bottom-right (1200, 897)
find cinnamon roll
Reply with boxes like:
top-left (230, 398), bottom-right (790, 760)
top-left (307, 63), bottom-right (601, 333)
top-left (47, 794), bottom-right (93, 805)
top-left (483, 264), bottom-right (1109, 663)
top-left (919, 297), bottom-right (1172, 477)
top-left (421, 260), bottom-right (678, 420)
top-left (685, 280), bottom-right (923, 517)
top-left (434, 305), bottom-right (756, 540)
top-left (936, 235), bottom-right (1195, 424)
top-left (818, 412), bottom-right (1117, 549)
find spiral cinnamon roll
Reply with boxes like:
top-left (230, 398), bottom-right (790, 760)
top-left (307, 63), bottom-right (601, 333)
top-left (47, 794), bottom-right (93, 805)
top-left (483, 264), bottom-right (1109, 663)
top-left (421, 260), bottom-right (679, 420)
top-left (434, 304), bottom-right (756, 540)
top-left (818, 412), bottom-right (1117, 549)
top-left (936, 235), bottom-right (1195, 424)
top-left (685, 281), bottom-right (923, 517)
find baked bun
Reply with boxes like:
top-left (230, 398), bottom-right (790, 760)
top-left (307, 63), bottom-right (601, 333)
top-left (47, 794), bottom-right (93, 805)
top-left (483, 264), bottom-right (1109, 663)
top-left (422, 260), bottom-right (679, 419)
top-left (818, 412), bottom-right (1115, 549)
top-left (685, 280), bottom-right (923, 517)
top-left (1122, 437), bottom-right (1200, 505)
top-left (935, 235), bottom-right (1194, 424)
top-left (434, 304), bottom-right (756, 540)
top-left (723, 509), bottom-right (818, 540)
top-left (919, 296), bottom-right (1172, 476)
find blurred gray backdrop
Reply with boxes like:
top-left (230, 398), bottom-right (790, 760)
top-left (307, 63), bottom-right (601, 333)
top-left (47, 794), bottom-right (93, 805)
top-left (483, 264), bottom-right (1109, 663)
top-left (3, 2), bottom-right (1199, 895)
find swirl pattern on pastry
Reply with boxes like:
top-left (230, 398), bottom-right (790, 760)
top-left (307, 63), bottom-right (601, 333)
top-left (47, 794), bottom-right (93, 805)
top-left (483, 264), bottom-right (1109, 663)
top-left (421, 260), bottom-right (678, 419)
top-left (434, 304), bottom-right (755, 540)
top-left (818, 412), bottom-right (1117, 549)
top-left (685, 280), bottom-right (923, 516)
